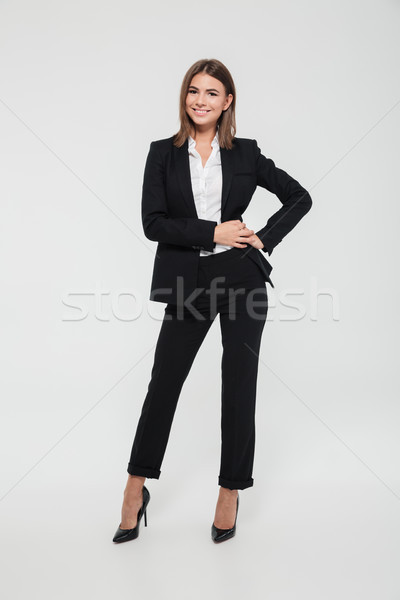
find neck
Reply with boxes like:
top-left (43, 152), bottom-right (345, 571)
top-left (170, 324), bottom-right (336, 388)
top-left (191, 124), bottom-right (218, 145)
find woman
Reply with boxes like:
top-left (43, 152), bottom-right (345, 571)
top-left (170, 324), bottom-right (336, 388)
top-left (113, 58), bottom-right (312, 544)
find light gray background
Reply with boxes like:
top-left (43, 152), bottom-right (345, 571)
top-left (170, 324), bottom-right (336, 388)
top-left (1, 0), bottom-right (399, 598)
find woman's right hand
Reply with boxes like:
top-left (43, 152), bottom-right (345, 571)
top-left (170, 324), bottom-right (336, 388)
top-left (213, 220), bottom-right (254, 248)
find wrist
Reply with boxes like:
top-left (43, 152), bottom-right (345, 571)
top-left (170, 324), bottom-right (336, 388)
top-left (213, 224), bottom-right (219, 244)
top-left (253, 234), bottom-right (264, 249)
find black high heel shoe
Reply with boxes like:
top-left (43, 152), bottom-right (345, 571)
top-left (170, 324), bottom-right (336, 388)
top-left (112, 484), bottom-right (150, 543)
top-left (211, 494), bottom-right (239, 543)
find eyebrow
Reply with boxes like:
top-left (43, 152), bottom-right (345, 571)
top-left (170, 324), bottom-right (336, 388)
top-left (188, 85), bottom-right (220, 93)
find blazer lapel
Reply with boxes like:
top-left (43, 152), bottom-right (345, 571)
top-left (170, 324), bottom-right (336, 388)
top-left (220, 145), bottom-right (234, 216)
top-left (175, 138), bottom-right (197, 217)
top-left (175, 137), bottom-right (235, 218)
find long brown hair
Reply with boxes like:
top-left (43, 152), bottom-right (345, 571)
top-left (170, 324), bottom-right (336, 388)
top-left (173, 58), bottom-right (237, 150)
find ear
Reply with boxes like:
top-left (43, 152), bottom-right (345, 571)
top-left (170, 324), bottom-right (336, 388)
top-left (223, 93), bottom-right (233, 111)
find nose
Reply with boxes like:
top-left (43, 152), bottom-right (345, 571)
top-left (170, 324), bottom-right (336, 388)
top-left (195, 93), bottom-right (207, 107)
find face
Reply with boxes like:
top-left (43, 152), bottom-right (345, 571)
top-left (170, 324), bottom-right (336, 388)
top-left (185, 72), bottom-right (233, 130)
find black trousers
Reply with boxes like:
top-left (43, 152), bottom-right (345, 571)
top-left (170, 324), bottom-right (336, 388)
top-left (127, 247), bottom-right (268, 490)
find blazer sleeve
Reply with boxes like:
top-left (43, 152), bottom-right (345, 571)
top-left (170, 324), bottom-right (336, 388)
top-left (141, 141), bottom-right (217, 252)
top-left (253, 139), bottom-right (312, 256)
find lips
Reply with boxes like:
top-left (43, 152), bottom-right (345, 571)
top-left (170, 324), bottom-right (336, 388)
top-left (193, 109), bottom-right (210, 115)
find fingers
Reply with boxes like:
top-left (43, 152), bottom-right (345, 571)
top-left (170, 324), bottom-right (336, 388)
top-left (237, 228), bottom-right (254, 238)
top-left (219, 221), bottom-right (255, 247)
top-left (234, 234), bottom-right (256, 248)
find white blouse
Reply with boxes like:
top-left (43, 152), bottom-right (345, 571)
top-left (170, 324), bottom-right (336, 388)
top-left (188, 131), bottom-right (231, 257)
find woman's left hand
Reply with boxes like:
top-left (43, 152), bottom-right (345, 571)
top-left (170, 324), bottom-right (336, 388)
top-left (243, 233), bottom-right (264, 250)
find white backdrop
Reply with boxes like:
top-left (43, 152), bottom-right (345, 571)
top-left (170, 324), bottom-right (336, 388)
top-left (1, 0), bottom-right (399, 598)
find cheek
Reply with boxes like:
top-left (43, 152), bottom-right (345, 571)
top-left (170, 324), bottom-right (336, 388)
top-left (211, 99), bottom-right (224, 111)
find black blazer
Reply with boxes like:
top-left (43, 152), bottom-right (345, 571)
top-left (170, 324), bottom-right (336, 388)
top-left (141, 135), bottom-right (312, 304)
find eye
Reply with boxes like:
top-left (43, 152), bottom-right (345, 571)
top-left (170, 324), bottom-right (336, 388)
top-left (188, 90), bottom-right (217, 96)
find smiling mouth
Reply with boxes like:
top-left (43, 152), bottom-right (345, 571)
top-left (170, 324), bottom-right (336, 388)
top-left (193, 109), bottom-right (210, 114)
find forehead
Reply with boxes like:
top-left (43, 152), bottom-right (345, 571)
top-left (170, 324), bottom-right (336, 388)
top-left (189, 72), bottom-right (224, 91)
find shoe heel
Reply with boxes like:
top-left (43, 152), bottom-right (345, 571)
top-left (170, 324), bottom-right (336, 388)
top-left (112, 484), bottom-right (150, 543)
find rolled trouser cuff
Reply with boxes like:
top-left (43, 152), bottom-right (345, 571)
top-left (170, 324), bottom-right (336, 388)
top-left (218, 476), bottom-right (254, 490)
top-left (127, 463), bottom-right (161, 478)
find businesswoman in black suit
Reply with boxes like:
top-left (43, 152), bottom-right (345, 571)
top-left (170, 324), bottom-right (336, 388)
top-left (113, 58), bottom-right (312, 544)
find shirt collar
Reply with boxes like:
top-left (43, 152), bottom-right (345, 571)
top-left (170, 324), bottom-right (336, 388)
top-left (188, 129), bottom-right (220, 152)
